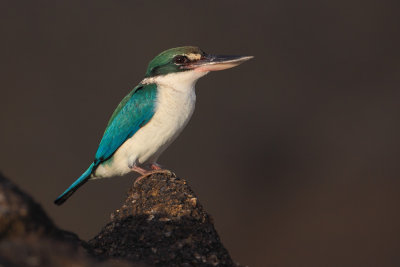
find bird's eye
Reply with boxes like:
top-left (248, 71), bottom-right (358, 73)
top-left (174, 55), bottom-right (189, 64)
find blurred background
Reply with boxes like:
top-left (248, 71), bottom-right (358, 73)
top-left (1, 1), bottom-right (400, 266)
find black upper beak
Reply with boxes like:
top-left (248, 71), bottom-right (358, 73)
top-left (187, 54), bottom-right (254, 71)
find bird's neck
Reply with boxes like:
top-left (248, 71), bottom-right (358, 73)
top-left (141, 70), bottom-right (208, 93)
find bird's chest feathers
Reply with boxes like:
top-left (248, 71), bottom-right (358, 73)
top-left (118, 79), bottom-right (198, 166)
top-left (152, 83), bottom-right (196, 141)
top-left (99, 84), bottom-right (196, 175)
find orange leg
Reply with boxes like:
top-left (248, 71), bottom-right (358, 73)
top-left (132, 164), bottom-right (172, 186)
top-left (131, 165), bottom-right (148, 175)
top-left (150, 163), bottom-right (162, 170)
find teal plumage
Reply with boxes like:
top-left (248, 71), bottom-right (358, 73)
top-left (54, 83), bottom-right (157, 205)
top-left (53, 163), bottom-right (95, 205)
top-left (54, 46), bottom-right (252, 206)
top-left (95, 83), bottom-right (157, 162)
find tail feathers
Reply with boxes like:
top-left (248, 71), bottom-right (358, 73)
top-left (54, 163), bottom-right (95, 205)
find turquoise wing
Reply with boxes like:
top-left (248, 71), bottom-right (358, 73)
top-left (94, 83), bottom-right (157, 163)
top-left (54, 83), bottom-right (157, 205)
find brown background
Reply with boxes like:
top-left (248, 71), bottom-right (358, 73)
top-left (1, 1), bottom-right (400, 266)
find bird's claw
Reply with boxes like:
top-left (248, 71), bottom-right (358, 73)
top-left (133, 169), bottom-right (174, 187)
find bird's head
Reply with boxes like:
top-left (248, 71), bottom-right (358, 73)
top-left (144, 46), bottom-right (253, 79)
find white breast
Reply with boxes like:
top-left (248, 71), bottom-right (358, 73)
top-left (129, 81), bottom-right (197, 165)
top-left (94, 70), bottom-right (208, 178)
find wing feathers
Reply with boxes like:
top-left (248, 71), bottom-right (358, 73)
top-left (95, 83), bottom-right (157, 162)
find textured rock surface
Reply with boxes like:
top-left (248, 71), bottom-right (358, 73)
top-left (0, 172), bottom-right (73, 239)
top-left (0, 171), bottom-right (243, 266)
top-left (89, 172), bottom-right (240, 267)
top-left (0, 172), bottom-right (132, 267)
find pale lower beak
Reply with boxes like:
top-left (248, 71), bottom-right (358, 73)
top-left (188, 55), bottom-right (254, 72)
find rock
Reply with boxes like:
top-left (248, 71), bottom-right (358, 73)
top-left (0, 172), bottom-right (133, 267)
top-left (89, 172), bottom-right (241, 267)
top-left (0, 171), bottom-right (243, 266)
top-left (0, 172), bottom-right (72, 239)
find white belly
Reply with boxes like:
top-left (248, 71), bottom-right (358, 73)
top-left (93, 82), bottom-right (197, 178)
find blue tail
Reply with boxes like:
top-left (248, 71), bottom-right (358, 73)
top-left (54, 163), bottom-right (95, 205)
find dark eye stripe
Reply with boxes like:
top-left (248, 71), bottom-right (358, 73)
top-left (173, 55), bottom-right (189, 64)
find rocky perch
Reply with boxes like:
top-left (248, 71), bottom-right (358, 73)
top-left (0, 172), bottom-right (243, 267)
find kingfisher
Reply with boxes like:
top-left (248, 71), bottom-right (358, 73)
top-left (54, 46), bottom-right (252, 205)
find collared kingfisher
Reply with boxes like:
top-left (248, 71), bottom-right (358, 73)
top-left (54, 46), bottom-right (252, 205)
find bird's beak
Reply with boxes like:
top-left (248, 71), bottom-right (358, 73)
top-left (187, 54), bottom-right (254, 72)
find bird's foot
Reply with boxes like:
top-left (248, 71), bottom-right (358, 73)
top-left (150, 163), bottom-right (162, 170)
top-left (132, 165), bottom-right (173, 186)
top-left (131, 165), bottom-right (148, 175)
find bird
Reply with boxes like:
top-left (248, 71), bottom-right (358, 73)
top-left (54, 46), bottom-right (253, 205)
